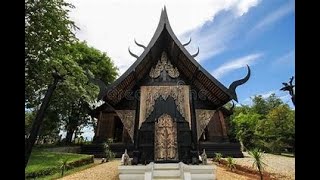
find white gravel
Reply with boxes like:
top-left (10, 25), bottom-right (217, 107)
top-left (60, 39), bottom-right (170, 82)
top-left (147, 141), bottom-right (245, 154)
top-left (225, 152), bottom-right (295, 180)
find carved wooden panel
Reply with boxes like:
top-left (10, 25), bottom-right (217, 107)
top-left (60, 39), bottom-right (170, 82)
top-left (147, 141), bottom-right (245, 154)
top-left (195, 109), bottom-right (216, 140)
top-left (115, 110), bottom-right (135, 142)
top-left (139, 85), bottom-right (191, 129)
top-left (149, 51), bottom-right (180, 79)
top-left (154, 114), bottom-right (178, 161)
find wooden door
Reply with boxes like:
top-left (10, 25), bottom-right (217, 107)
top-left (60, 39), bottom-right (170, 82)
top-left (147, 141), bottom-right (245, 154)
top-left (154, 114), bottom-right (178, 161)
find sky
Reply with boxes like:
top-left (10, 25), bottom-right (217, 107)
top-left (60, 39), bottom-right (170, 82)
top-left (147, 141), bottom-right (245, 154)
top-left (66, 0), bottom-right (295, 139)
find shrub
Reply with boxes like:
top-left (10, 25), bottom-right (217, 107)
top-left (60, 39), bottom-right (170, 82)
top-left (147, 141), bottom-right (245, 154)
top-left (25, 155), bottom-right (94, 179)
top-left (248, 148), bottom-right (266, 180)
top-left (226, 157), bottom-right (236, 171)
top-left (213, 153), bottom-right (223, 164)
top-left (103, 138), bottom-right (115, 161)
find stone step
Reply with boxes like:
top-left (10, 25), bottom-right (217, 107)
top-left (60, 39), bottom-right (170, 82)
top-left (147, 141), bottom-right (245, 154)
top-left (118, 174), bottom-right (144, 180)
top-left (153, 170), bottom-right (180, 178)
top-left (191, 174), bottom-right (216, 180)
top-left (153, 163), bottom-right (180, 170)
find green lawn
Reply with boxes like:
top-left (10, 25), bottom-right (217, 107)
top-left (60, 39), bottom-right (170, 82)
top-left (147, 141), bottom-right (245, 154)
top-left (26, 149), bottom-right (93, 179)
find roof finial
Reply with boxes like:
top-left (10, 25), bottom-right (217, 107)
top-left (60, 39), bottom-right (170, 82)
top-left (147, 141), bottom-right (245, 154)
top-left (128, 47), bottom-right (139, 59)
top-left (134, 39), bottom-right (146, 50)
top-left (228, 65), bottom-right (251, 102)
top-left (183, 38), bottom-right (192, 47)
top-left (192, 47), bottom-right (200, 57)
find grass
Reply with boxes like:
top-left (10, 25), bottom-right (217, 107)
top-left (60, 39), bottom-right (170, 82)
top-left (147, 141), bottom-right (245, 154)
top-left (35, 163), bottom-right (97, 180)
top-left (26, 148), bottom-right (93, 179)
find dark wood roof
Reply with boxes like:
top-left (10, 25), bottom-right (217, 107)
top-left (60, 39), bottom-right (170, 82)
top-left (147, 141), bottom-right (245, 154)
top-left (101, 7), bottom-right (250, 107)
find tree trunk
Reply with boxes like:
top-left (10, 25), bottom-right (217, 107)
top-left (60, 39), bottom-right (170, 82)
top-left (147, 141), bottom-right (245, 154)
top-left (259, 170), bottom-right (263, 180)
top-left (65, 129), bottom-right (75, 145)
top-left (25, 72), bottom-right (63, 168)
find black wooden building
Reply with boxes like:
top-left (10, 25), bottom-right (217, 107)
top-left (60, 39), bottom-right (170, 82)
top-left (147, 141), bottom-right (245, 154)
top-left (88, 7), bottom-right (250, 164)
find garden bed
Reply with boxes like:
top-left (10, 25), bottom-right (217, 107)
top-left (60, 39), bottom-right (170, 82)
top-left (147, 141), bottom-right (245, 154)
top-left (25, 149), bottom-right (94, 179)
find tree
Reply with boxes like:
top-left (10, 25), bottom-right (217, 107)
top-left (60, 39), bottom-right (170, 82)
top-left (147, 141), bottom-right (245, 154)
top-left (25, 72), bottom-right (64, 168)
top-left (50, 41), bottom-right (118, 144)
top-left (266, 104), bottom-right (295, 153)
top-left (229, 93), bottom-right (294, 154)
top-left (25, 0), bottom-right (80, 167)
top-left (232, 112), bottom-right (260, 150)
top-left (25, 0), bottom-right (78, 109)
top-left (227, 104), bottom-right (251, 142)
top-left (251, 93), bottom-right (283, 119)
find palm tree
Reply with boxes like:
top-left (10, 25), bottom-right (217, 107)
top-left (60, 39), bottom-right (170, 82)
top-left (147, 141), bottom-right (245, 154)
top-left (248, 148), bottom-right (267, 180)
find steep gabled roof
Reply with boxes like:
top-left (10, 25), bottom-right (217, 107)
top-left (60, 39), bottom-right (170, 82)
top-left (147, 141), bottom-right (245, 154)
top-left (101, 7), bottom-right (250, 107)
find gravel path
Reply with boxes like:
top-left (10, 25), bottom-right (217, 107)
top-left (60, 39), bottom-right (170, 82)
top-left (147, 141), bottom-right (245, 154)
top-left (58, 159), bottom-right (120, 180)
top-left (224, 152), bottom-right (295, 180)
top-left (59, 153), bottom-right (294, 180)
top-left (59, 159), bottom-right (253, 180)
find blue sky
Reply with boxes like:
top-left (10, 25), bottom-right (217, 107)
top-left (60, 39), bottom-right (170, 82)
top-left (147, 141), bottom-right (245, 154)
top-left (67, 0), bottom-right (295, 139)
top-left (180, 0), bottom-right (295, 107)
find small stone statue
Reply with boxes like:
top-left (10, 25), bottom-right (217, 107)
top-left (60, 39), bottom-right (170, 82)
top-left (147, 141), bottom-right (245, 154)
top-left (201, 149), bottom-right (207, 165)
top-left (121, 149), bottom-right (130, 165)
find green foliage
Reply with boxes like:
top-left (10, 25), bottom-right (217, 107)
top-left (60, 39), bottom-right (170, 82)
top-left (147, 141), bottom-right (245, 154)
top-left (25, 0), bottom-right (119, 146)
top-left (25, 150), bottom-right (93, 179)
top-left (25, 0), bottom-right (78, 108)
top-left (213, 153), bottom-right (223, 164)
top-left (229, 94), bottom-right (295, 154)
top-left (103, 138), bottom-right (115, 161)
top-left (226, 157), bottom-right (236, 171)
top-left (60, 158), bottom-right (68, 177)
top-left (25, 111), bottom-right (35, 137)
top-left (233, 112), bottom-right (260, 150)
top-left (248, 148), bottom-right (266, 180)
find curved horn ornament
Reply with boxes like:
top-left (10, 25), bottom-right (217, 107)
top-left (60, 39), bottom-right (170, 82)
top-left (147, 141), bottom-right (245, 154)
top-left (230, 101), bottom-right (235, 112)
top-left (228, 65), bottom-right (251, 102)
top-left (128, 47), bottom-right (139, 58)
top-left (192, 47), bottom-right (199, 57)
top-left (134, 39), bottom-right (146, 49)
top-left (85, 69), bottom-right (107, 101)
top-left (183, 38), bottom-right (192, 46)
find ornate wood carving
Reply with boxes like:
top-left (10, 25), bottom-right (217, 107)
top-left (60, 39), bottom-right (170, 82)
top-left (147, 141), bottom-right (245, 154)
top-left (149, 51), bottom-right (180, 79)
top-left (195, 109), bottom-right (216, 140)
top-left (154, 114), bottom-right (178, 161)
top-left (115, 110), bottom-right (135, 142)
top-left (139, 85), bottom-right (191, 129)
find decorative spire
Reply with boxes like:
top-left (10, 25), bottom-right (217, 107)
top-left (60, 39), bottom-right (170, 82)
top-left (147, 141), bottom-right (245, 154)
top-left (228, 65), bottom-right (251, 102)
top-left (134, 39), bottom-right (146, 50)
top-left (183, 38), bottom-right (192, 46)
top-left (192, 47), bottom-right (200, 57)
top-left (128, 47), bottom-right (139, 58)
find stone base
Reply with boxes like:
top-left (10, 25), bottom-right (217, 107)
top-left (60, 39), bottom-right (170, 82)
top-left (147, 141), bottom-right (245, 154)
top-left (199, 142), bottom-right (244, 158)
top-left (118, 162), bottom-right (216, 180)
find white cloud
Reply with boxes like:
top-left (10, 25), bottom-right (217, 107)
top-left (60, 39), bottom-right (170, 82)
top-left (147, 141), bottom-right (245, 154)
top-left (273, 49), bottom-right (295, 65)
top-left (67, 0), bottom-right (260, 75)
top-left (182, 14), bottom-right (240, 62)
top-left (249, 0), bottom-right (295, 34)
top-left (211, 53), bottom-right (263, 79)
top-left (259, 90), bottom-right (276, 99)
top-left (234, 0), bottom-right (261, 16)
